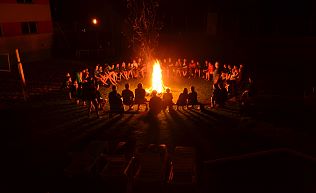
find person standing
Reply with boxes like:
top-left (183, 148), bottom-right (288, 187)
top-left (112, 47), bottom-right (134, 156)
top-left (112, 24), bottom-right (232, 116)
top-left (86, 77), bottom-right (99, 118)
top-left (213, 62), bottom-right (221, 84)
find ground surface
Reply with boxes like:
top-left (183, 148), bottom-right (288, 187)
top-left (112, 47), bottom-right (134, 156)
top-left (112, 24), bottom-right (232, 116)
top-left (1, 60), bottom-right (316, 193)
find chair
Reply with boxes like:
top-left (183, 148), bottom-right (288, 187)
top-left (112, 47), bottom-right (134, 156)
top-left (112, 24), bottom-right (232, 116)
top-left (109, 98), bottom-right (124, 118)
top-left (132, 144), bottom-right (169, 192)
top-left (167, 146), bottom-right (197, 192)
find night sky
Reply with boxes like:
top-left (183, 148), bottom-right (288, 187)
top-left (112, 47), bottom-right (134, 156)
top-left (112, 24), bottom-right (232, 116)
top-left (50, 0), bottom-right (314, 36)
top-left (49, 0), bottom-right (316, 90)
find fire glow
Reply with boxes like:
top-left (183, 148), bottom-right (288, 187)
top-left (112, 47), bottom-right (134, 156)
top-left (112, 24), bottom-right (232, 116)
top-left (151, 60), bottom-right (165, 93)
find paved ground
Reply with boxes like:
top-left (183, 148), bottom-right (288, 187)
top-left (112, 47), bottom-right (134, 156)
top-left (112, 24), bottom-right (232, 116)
top-left (1, 61), bottom-right (316, 193)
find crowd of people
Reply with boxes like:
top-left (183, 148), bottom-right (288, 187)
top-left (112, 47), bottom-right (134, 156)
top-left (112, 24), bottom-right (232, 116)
top-left (62, 56), bottom-right (253, 118)
top-left (106, 83), bottom-right (201, 117)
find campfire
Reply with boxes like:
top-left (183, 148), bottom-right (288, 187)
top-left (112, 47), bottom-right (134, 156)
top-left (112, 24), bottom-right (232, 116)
top-left (147, 60), bottom-right (166, 94)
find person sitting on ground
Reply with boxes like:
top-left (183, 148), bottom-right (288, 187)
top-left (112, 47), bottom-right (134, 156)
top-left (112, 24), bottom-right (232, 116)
top-left (138, 62), bottom-right (146, 78)
top-left (122, 83), bottom-right (134, 111)
top-left (162, 88), bottom-right (174, 111)
top-left (108, 85), bottom-right (124, 117)
top-left (188, 86), bottom-right (199, 109)
top-left (134, 83), bottom-right (148, 111)
top-left (176, 88), bottom-right (189, 110)
top-left (149, 90), bottom-right (162, 116)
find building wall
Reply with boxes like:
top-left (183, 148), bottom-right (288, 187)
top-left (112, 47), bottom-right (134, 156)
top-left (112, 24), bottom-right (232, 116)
top-left (0, 4), bottom-right (51, 22)
top-left (0, 0), bottom-right (49, 4)
top-left (0, 1), bottom-right (52, 61)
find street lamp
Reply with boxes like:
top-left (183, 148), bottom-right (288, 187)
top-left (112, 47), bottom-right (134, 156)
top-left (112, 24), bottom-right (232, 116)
top-left (91, 17), bottom-right (101, 50)
top-left (91, 18), bottom-right (98, 25)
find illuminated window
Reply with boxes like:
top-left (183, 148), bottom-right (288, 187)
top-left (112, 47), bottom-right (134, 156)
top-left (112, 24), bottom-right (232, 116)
top-left (17, 0), bottom-right (33, 3)
top-left (21, 22), bottom-right (37, 34)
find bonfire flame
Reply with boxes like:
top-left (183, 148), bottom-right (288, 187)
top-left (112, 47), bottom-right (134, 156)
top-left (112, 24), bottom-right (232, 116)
top-left (151, 60), bottom-right (164, 93)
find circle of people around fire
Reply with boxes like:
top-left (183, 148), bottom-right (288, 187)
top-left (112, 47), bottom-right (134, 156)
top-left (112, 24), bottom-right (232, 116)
top-left (63, 57), bottom-right (254, 118)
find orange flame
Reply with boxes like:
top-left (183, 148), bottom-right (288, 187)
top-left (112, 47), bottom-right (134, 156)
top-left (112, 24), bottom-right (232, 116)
top-left (151, 60), bottom-right (164, 93)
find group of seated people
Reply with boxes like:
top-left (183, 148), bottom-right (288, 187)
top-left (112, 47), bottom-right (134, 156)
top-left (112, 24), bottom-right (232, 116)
top-left (63, 55), bottom-right (253, 117)
top-left (93, 58), bottom-right (146, 86)
top-left (158, 57), bottom-right (243, 82)
top-left (63, 57), bottom-right (146, 91)
top-left (65, 56), bottom-right (251, 93)
top-left (210, 62), bottom-right (253, 108)
top-left (107, 83), bottom-right (202, 117)
top-left (107, 83), bottom-right (148, 115)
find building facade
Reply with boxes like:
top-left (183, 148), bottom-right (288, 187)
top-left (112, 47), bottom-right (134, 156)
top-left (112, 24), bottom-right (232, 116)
top-left (0, 0), bottom-right (52, 62)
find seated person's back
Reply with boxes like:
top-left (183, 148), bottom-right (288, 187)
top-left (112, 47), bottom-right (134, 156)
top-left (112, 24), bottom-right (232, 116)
top-left (149, 90), bottom-right (162, 115)
top-left (109, 85), bottom-right (123, 111)
top-left (135, 83), bottom-right (146, 104)
top-left (122, 83), bottom-right (134, 105)
top-left (188, 86), bottom-right (198, 105)
top-left (177, 88), bottom-right (189, 106)
top-left (163, 88), bottom-right (174, 107)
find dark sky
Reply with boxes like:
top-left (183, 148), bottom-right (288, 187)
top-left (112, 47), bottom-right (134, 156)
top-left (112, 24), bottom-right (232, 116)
top-left (50, 0), bottom-right (314, 36)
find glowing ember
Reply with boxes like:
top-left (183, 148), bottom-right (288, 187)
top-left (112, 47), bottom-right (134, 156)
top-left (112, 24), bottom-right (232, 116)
top-left (151, 60), bottom-right (164, 93)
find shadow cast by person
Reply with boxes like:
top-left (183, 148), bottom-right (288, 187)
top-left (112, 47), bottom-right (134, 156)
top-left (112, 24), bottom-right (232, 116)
top-left (137, 90), bottom-right (163, 144)
top-left (200, 108), bottom-right (238, 127)
top-left (140, 111), bottom-right (161, 144)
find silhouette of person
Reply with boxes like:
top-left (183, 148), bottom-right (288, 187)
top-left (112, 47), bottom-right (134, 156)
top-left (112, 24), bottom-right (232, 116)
top-left (122, 83), bottom-right (134, 111)
top-left (86, 77), bottom-right (99, 118)
top-left (176, 88), bottom-right (189, 110)
top-left (149, 90), bottom-right (162, 116)
top-left (188, 86), bottom-right (199, 109)
top-left (211, 83), bottom-right (221, 108)
top-left (135, 83), bottom-right (148, 111)
top-left (108, 85), bottom-right (124, 117)
top-left (162, 88), bottom-right (174, 111)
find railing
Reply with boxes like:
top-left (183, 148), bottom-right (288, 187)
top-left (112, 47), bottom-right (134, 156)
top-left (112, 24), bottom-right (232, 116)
top-left (204, 148), bottom-right (316, 165)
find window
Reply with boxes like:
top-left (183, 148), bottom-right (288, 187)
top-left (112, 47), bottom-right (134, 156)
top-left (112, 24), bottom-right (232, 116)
top-left (21, 22), bottom-right (37, 34)
top-left (17, 0), bottom-right (33, 3)
top-left (0, 24), bottom-right (3, 37)
top-left (0, 53), bottom-right (11, 72)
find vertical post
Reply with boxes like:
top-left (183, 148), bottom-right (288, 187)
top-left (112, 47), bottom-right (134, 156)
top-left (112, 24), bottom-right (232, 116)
top-left (15, 49), bottom-right (28, 101)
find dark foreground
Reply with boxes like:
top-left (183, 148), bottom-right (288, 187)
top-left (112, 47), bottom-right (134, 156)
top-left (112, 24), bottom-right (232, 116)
top-left (1, 76), bottom-right (316, 193)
